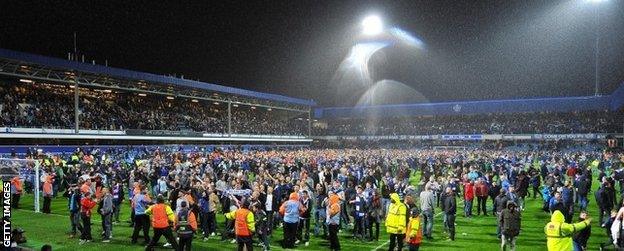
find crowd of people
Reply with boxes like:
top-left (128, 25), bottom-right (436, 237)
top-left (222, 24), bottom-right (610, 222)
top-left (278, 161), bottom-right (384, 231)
top-left (6, 143), bottom-right (624, 250)
top-left (315, 111), bottom-right (622, 136)
top-left (0, 82), bottom-right (308, 135)
top-left (4, 81), bottom-right (624, 139)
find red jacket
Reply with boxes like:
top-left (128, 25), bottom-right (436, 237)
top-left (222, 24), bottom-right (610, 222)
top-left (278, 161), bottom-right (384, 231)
top-left (464, 182), bottom-right (475, 201)
top-left (81, 197), bottom-right (97, 217)
top-left (475, 183), bottom-right (488, 197)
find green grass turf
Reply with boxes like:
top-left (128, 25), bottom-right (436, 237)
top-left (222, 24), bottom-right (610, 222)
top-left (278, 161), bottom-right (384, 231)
top-left (6, 175), bottom-right (610, 251)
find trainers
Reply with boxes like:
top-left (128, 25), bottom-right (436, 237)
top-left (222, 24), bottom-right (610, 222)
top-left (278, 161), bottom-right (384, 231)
top-left (230, 239), bottom-right (237, 244)
top-left (295, 240), bottom-right (300, 244)
top-left (305, 242), bottom-right (309, 247)
top-left (79, 239), bottom-right (86, 245)
top-left (163, 243), bottom-right (171, 247)
top-left (211, 232), bottom-right (216, 237)
top-left (203, 237), bottom-right (209, 241)
top-left (102, 239), bottom-right (110, 243)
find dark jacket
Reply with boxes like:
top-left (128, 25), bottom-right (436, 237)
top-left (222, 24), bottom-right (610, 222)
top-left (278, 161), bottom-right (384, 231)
top-left (575, 179), bottom-right (590, 197)
top-left (489, 184), bottom-right (501, 198)
top-left (500, 202), bottom-right (521, 237)
top-left (443, 193), bottom-right (456, 215)
top-left (494, 194), bottom-right (508, 213)
top-left (255, 209), bottom-right (268, 235)
top-left (573, 218), bottom-right (591, 248)
top-left (514, 176), bottom-right (529, 198)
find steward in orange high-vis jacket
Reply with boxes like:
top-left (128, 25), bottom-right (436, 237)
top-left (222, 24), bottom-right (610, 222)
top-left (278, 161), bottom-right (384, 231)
top-left (226, 199), bottom-right (256, 251)
top-left (145, 195), bottom-right (178, 251)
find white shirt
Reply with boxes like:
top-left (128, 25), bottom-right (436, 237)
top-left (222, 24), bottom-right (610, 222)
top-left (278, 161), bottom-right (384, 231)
top-left (265, 194), bottom-right (273, 211)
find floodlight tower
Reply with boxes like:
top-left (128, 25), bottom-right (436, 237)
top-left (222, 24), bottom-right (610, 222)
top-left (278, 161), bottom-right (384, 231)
top-left (587, 0), bottom-right (608, 96)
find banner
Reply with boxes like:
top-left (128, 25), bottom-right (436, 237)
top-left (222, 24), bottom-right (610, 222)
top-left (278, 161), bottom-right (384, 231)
top-left (532, 134), bottom-right (605, 140)
top-left (441, 135), bottom-right (483, 140)
top-left (125, 129), bottom-right (203, 137)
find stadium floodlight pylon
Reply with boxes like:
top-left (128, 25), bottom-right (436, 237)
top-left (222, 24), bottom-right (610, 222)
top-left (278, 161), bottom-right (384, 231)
top-left (0, 158), bottom-right (40, 212)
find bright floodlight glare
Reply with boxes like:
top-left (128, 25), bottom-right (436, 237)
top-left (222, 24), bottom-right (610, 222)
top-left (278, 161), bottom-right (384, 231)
top-left (362, 15), bottom-right (383, 35)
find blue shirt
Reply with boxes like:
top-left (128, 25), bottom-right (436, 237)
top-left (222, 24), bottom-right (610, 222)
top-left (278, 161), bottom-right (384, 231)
top-left (282, 200), bottom-right (300, 223)
top-left (133, 194), bottom-right (149, 215)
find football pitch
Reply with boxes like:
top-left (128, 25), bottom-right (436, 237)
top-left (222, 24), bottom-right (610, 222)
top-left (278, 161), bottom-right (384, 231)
top-left (7, 178), bottom-right (610, 251)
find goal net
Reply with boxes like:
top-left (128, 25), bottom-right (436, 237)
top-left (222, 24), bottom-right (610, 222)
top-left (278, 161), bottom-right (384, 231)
top-left (0, 158), bottom-right (40, 212)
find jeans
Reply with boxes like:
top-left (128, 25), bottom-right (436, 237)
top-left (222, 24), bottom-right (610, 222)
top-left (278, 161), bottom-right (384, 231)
top-left (298, 218), bottom-right (310, 242)
top-left (353, 216), bottom-right (364, 238)
top-left (578, 195), bottom-right (588, 211)
top-left (422, 209), bottom-right (433, 238)
top-left (200, 212), bottom-right (209, 237)
top-left (266, 210), bottom-right (274, 235)
top-left (329, 224), bottom-right (340, 251)
top-left (283, 222), bottom-right (298, 248)
top-left (464, 199), bottom-right (473, 217)
top-left (113, 199), bottom-right (121, 222)
top-left (11, 193), bottom-right (20, 209)
top-left (501, 235), bottom-right (516, 251)
top-left (408, 243), bottom-right (420, 251)
top-left (70, 211), bottom-right (83, 235)
top-left (146, 227), bottom-right (178, 251)
top-left (132, 214), bottom-right (150, 243)
top-left (43, 196), bottom-right (51, 213)
top-left (179, 235), bottom-right (193, 251)
top-left (477, 196), bottom-right (488, 215)
top-left (102, 213), bottom-right (112, 240)
top-left (80, 214), bottom-right (92, 240)
top-left (258, 230), bottom-right (270, 251)
top-left (382, 198), bottom-right (390, 218)
top-left (237, 236), bottom-right (253, 251)
top-left (314, 209), bottom-right (327, 237)
top-left (496, 212), bottom-right (502, 238)
top-left (446, 214), bottom-right (456, 240)
top-left (367, 214), bottom-right (380, 241)
top-left (389, 233), bottom-right (405, 251)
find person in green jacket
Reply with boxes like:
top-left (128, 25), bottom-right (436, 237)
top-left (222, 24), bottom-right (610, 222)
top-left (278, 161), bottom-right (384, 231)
top-left (544, 210), bottom-right (591, 251)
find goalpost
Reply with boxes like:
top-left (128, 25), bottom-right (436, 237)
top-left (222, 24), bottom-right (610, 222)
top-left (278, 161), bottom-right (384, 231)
top-left (0, 158), bottom-right (40, 213)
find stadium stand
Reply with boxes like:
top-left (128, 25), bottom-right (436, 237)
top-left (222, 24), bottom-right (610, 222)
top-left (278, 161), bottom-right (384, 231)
top-left (0, 49), bottom-right (313, 140)
top-left (314, 110), bottom-right (622, 136)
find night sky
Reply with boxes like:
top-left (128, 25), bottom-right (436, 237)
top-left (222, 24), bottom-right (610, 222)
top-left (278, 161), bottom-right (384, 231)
top-left (2, 0), bottom-right (624, 106)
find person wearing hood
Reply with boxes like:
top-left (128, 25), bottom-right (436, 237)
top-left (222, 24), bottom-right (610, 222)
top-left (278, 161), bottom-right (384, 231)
top-left (326, 192), bottom-right (341, 251)
top-left (544, 210), bottom-right (591, 251)
top-left (386, 192), bottom-right (408, 251)
top-left (280, 192), bottom-right (304, 249)
top-left (500, 201), bottom-right (521, 251)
